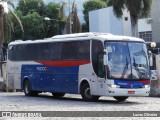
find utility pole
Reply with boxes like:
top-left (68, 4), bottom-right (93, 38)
top-left (0, 3), bottom-right (4, 80)
top-left (69, 0), bottom-right (72, 34)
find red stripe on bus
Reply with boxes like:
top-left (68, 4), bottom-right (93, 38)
top-left (137, 80), bottom-right (150, 84)
top-left (36, 60), bottom-right (90, 67)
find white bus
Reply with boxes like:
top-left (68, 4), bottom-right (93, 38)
top-left (7, 32), bottom-right (150, 102)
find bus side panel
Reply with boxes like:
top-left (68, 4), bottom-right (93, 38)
top-left (7, 61), bottom-right (15, 89)
top-left (48, 66), bottom-right (79, 94)
top-left (78, 63), bottom-right (98, 95)
top-left (21, 64), bottom-right (79, 94)
top-left (21, 64), bottom-right (49, 91)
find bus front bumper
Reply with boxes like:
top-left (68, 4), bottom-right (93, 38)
top-left (106, 87), bottom-right (150, 97)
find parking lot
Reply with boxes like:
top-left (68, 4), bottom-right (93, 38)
top-left (0, 92), bottom-right (160, 120)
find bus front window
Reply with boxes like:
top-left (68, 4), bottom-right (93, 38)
top-left (129, 43), bottom-right (150, 79)
top-left (105, 42), bottom-right (131, 79)
top-left (105, 42), bottom-right (150, 80)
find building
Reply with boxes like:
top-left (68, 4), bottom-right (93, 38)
top-left (89, 1), bottom-right (160, 42)
top-left (151, 0), bottom-right (160, 42)
top-left (138, 18), bottom-right (152, 42)
top-left (89, 7), bottom-right (132, 36)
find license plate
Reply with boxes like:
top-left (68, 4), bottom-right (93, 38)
top-left (128, 91), bottom-right (135, 94)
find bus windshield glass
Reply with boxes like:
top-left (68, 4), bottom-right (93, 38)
top-left (105, 41), bottom-right (150, 80)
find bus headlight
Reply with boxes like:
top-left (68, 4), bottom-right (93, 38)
top-left (107, 84), bottom-right (120, 88)
top-left (142, 85), bottom-right (150, 88)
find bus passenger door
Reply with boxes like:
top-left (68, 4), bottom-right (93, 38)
top-left (97, 53), bottom-right (106, 95)
top-left (7, 60), bottom-right (15, 89)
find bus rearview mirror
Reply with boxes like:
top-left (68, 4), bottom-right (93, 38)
top-left (103, 54), bottom-right (108, 65)
top-left (103, 49), bottom-right (108, 65)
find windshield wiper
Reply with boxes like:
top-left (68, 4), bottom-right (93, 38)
top-left (126, 57), bottom-right (128, 69)
top-left (133, 57), bottom-right (137, 67)
top-left (120, 57), bottom-right (129, 78)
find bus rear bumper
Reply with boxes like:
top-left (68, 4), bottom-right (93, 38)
top-left (106, 88), bottom-right (150, 97)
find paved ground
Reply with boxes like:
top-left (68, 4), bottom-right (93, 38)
top-left (0, 92), bottom-right (160, 120)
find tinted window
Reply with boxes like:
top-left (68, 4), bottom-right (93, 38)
top-left (50, 40), bottom-right (90, 60)
top-left (8, 45), bottom-right (15, 60)
top-left (49, 42), bottom-right (63, 60)
top-left (27, 44), bottom-right (38, 60)
top-left (92, 40), bottom-right (104, 76)
top-left (8, 40), bottom-right (90, 61)
top-left (38, 43), bottom-right (49, 60)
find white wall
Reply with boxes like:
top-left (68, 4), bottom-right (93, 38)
top-left (89, 7), bottom-right (132, 36)
top-left (138, 18), bottom-right (152, 32)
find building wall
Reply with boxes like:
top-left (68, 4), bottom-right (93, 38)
top-left (138, 18), bottom-right (152, 42)
top-left (138, 18), bottom-right (152, 32)
top-left (89, 7), bottom-right (132, 36)
top-left (151, 0), bottom-right (160, 42)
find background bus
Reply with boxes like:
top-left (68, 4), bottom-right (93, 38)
top-left (7, 33), bottom-right (150, 102)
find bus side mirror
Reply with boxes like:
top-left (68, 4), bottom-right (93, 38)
top-left (149, 51), bottom-right (153, 67)
top-left (103, 49), bottom-right (108, 65)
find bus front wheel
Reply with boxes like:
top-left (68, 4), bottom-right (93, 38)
top-left (24, 80), bottom-right (38, 96)
top-left (81, 83), bottom-right (99, 101)
top-left (113, 96), bottom-right (128, 102)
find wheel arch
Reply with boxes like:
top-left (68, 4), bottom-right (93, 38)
top-left (22, 76), bottom-right (30, 90)
top-left (79, 79), bottom-right (90, 94)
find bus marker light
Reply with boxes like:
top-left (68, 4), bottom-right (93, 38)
top-left (128, 91), bottom-right (135, 94)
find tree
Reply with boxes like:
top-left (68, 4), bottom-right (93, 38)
top-left (100, 0), bottom-right (113, 6)
top-left (16, 0), bottom-right (45, 16)
top-left (65, 1), bottom-right (81, 34)
top-left (83, 0), bottom-right (106, 32)
top-left (21, 12), bottom-right (45, 40)
top-left (44, 2), bottom-right (66, 37)
top-left (110, 0), bottom-right (152, 36)
top-left (0, 0), bottom-right (24, 44)
top-left (0, 0), bottom-right (24, 89)
top-left (12, 1), bottom-right (66, 40)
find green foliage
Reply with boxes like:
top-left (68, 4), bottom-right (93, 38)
top-left (100, 0), bottom-right (113, 6)
top-left (11, 1), bottom-right (66, 41)
top-left (9, 10), bottom-right (24, 41)
top-left (22, 12), bottom-right (45, 40)
top-left (16, 0), bottom-right (45, 16)
top-left (112, 0), bottom-right (152, 23)
top-left (44, 3), bottom-right (60, 19)
top-left (83, 0), bottom-right (106, 32)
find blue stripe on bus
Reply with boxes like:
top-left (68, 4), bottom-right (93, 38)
top-left (21, 65), bottom-right (79, 94)
top-left (114, 80), bottom-right (149, 88)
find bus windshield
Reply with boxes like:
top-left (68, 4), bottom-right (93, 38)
top-left (105, 41), bottom-right (150, 80)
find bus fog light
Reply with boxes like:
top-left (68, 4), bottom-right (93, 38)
top-left (107, 84), bottom-right (120, 88)
top-left (142, 85), bottom-right (150, 88)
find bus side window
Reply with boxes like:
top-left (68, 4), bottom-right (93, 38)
top-left (38, 43), bottom-right (49, 60)
top-left (49, 42), bottom-right (62, 60)
top-left (92, 40), bottom-right (104, 77)
top-left (8, 45), bottom-right (15, 61)
top-left (98, 53), bottom-right (105, 78)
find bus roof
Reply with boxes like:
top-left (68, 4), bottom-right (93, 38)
top-left (9, 32), bottom-right (144, 45)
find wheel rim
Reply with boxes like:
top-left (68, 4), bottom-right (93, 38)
top-left (84, 87), bottom-right (91, 99)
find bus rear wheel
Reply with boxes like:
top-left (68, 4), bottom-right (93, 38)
top-left (52, 93), bottom-right (65, 97)
top-left (24, 80), bottom-right (38, 96)
top-left (113, 96), bottom-right (128, 102)
top-left (81, 83), bottom-right (99, 101)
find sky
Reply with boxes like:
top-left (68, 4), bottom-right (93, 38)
top-left (11, 0), bottom-right (86, 23)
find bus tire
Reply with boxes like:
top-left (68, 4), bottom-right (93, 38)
top-left (52, 93), bottom-right (65, 97)
top-left (113, 96), bottom-right (128, 102)
top-left (24, 80), bottom-right (38, 96)
top-left (81, 83), bottom-right (99, 101)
